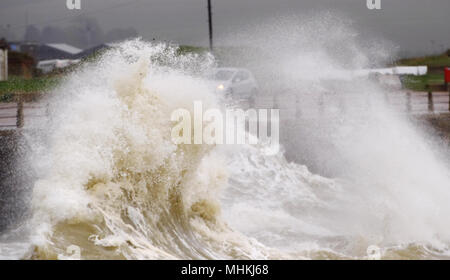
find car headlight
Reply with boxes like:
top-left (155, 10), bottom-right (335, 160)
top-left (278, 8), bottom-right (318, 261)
top-left (217, 84), bottom-right (225, 91)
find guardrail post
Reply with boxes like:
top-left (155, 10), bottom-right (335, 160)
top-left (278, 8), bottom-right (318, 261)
top-left (16, 95), bottom-right (24, 128)
top-left (406, 92), bottom-right (412, 112)
top-left (448, 86), bottom-right (450, 111)
top-left (339, 94), bottom-right (346, 115)
top-left (428, 91), bottom-right (434, 112)
top-left (273, 93), bottom-right (278, 109)
top-left (383, 91), bottom-right (389, 104)
top-left (318, 93), bottom-right (324, 115)
top-left (295, 94), bottom-right (301, 119)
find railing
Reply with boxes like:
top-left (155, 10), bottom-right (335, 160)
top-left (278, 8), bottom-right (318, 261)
top-left (1, 88), bottom-right (449, 131)
top-left (426, 84), bottom-right (450, 112)
top-left (0, 93), bottom-right (46, 130)
top-left (271, 87), bottom-right (450, 121)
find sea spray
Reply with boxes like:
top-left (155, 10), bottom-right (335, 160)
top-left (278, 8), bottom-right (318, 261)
top-left (25, 40), bottom-right (280, 259)
top-left (219, 14), bottom-right (450, 259)
top-left (0, 14), bottom-right (448, 260)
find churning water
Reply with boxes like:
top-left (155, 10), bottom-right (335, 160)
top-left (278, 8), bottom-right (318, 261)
top-left (1, 15), bottom-right (449, 259)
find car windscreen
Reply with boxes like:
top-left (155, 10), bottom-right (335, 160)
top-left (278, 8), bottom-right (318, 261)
top-left (213, 70), bottom-right (235, 81)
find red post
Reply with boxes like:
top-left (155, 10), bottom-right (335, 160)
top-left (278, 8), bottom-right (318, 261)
top-left (445, 67), bottom-right (450, 90)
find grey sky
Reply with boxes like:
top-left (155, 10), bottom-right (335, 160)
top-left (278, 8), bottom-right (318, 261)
top-left (0, 0), bottom-right (449, 56)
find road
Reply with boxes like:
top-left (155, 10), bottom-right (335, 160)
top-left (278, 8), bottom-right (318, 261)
top-left (0, 102), bottom-right (47, 130)
top-left (251, 90), bottom-right (450, 121)
top-left (0, 91), bottom-right (449, 130)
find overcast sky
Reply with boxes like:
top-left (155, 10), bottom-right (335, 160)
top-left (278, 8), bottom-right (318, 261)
top-left (1, 0), bottom-right (449, 56)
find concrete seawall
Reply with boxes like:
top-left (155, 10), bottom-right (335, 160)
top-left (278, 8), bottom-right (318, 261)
top-left (0, 112), bottom-right (448, 232)
top-left (0, 131), bottom-right (32, 232)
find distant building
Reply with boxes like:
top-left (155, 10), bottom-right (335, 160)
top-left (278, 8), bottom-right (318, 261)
top-left (0, 39), bottom-right (8, 81)
top-left (35, 43), bottom-right (82, 61)
top-left (7, 42), bottom-right (82, 61)
top-left (74, 43), bottom-right (114, 59)
top-left (37, 59), bottom-right (81, 74)
top-left (9, 41), bottom-right (39, 58)
top-left (7, 41), bottom-right (22, 52)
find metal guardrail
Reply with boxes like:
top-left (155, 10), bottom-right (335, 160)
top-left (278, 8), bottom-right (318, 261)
top-left (0, 93), bottom-right (46, 130)
top-left (426, 84), bottom-right (450, 112)
top-left (0, 89), bottom-right (449, 132)
top-left (271, 87), bottom-right (450, 121)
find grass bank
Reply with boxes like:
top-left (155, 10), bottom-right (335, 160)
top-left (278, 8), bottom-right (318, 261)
top-left (397, 51), bottom-right (449, 91)
top-left (0, 76), bottom-right (59, 101)
top-left (0, 44), bottom-right (206, 101)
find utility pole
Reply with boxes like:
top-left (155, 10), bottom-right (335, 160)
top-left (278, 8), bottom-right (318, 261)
top-left (207, 0), bottom-right (213, 51)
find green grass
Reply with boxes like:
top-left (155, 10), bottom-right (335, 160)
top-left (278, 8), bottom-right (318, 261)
top-left (177, 45), bottom-right (208, 55)
top-left (0, 47), bottom-right (445, 97)
top-left (0, 45), bottom-right (205, 101)
top-left (0, 76), bottom-right (59, 101)
top-left (396, 51), bottom-right (450, 91)
top-left (401, 73), bottom-right (444, 91)
top-left (397, 53), bottom-right (450, 68)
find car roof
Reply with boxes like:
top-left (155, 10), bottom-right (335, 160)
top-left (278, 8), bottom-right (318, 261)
top-left (214, 67), bottom-right (249, 73)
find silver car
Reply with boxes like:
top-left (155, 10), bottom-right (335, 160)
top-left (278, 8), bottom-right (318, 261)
top-left (210, 68), bottom-right (259, 105)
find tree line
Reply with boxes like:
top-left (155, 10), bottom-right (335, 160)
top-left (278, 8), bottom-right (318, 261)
top-left (1, 16), bottom-right (138, 49)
